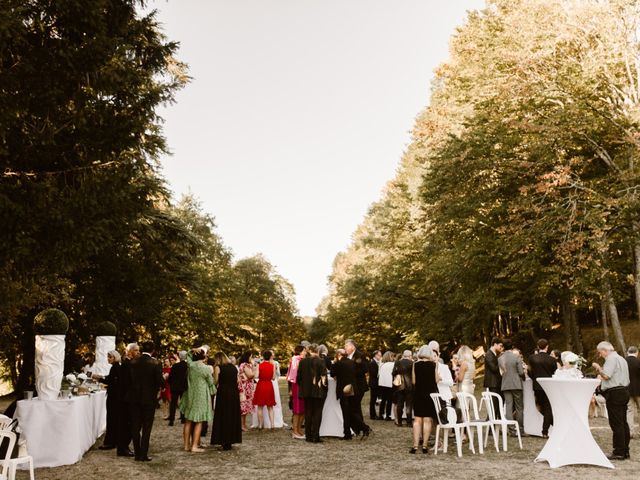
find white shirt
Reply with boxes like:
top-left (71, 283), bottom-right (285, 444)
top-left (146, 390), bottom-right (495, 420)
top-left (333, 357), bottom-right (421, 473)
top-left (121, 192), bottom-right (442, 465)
top-left (437, 363), bottom-right (454, 401)
top-left (378, 362), bottom-right (395, 388)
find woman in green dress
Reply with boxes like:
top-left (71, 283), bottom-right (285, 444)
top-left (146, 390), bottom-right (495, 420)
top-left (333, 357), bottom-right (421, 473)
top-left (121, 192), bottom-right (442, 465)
top-left (180, 348), bottom-right (216, 452)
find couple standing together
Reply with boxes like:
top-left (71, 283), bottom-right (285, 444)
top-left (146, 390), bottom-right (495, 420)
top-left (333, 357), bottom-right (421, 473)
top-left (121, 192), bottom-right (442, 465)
top-left (291, 340), bottom-right (371, 442)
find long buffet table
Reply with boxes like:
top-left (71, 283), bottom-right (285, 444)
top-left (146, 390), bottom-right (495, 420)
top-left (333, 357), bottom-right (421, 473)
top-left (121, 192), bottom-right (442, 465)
top-left (15, 391), bottom-right (107, 468)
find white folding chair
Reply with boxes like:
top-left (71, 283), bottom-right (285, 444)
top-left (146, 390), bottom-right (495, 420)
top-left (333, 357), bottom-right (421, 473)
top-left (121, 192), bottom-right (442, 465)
top-left (0, 431), bottom-right (16, 480)
top-left (481, 391), bottom-right (523, 451)
top-left (430, 393), bottom-right (474, 457)
top-left (456, 392), bottom-right (499, 454)
top-left (0, 419), bottom-right (34, 480)
top-left (0, 417), bottom-right (11, 431)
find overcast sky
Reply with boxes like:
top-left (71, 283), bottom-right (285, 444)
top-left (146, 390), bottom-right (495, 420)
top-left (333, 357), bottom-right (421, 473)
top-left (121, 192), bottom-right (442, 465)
top-left (149, 0), bottom-right (485, 316)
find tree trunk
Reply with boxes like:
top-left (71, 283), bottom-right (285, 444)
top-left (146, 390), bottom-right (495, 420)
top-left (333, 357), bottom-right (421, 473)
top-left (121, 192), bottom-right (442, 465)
top-left (569, 303), bottom-right (583, 355)
top-left (561, 299), bottom-right (573, 351)
top-left (634, 237), bottom-right (640, 322)
top-left (603, 280), bottom-right (627, 353)
top-left (600, 300), bottom-right (610, 341)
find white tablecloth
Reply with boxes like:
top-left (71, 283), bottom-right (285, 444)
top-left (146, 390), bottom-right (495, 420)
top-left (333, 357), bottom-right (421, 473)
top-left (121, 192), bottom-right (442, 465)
top-left (15, 391), bottom-right (107, 468)
top-left (251, 379), bottom-right (287, 428)
top-left (320, 377), bottom-right (345, 437)
top-left (534, 378), bottom-right (613, 469)
top-left (523, 377), bottom-right (545, 436)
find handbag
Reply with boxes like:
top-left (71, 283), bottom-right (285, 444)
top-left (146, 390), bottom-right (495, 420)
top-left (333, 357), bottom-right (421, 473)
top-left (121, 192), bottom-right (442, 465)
top-left (392, 374), bottom-right (404, 390)
top-left (0, 419), bottom-right (20, 459)
top-left (342, 384), bottom-right (354, 397)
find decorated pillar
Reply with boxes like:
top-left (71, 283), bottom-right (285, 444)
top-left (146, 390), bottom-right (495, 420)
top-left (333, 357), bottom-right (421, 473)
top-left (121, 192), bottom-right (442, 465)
top-left (34, 309), bottom-right (69, 400)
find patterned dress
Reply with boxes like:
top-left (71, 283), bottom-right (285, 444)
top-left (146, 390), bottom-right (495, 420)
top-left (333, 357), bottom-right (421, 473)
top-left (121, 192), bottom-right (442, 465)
top-left (238, 362), bottom-right (255, 415)
top-left (179, 355), bottom-right (215, 422)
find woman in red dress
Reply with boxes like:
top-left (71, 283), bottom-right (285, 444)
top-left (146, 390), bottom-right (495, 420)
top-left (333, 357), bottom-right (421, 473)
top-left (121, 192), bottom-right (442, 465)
top-left (161, 357), bottom-right (172, 420)
top-left (253, 350), bottom-right (277, 429)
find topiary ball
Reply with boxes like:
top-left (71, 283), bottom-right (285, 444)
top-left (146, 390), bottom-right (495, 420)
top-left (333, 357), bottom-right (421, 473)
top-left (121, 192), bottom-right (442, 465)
top-left (34, 308), bottom-right (70, 335)
top-left (95, 321), bottom-right (117, 337)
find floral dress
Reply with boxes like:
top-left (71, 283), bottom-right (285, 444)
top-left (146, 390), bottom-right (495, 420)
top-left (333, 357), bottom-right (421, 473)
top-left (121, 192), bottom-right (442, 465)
top-left (238, 362), bottom-right (255, 415)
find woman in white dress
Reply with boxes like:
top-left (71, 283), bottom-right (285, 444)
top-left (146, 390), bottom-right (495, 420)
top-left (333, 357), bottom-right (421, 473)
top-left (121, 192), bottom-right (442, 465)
top-left (456, 345), bottom-right (475, 394)
top-left (377, 351), bottom-right (395, 420)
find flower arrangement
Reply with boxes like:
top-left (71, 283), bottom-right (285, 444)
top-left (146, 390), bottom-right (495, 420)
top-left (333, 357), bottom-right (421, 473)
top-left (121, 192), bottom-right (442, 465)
top-left (553, 351), bottom-right (588, 379)
top-left (61, 372), bottom-right (88, 390)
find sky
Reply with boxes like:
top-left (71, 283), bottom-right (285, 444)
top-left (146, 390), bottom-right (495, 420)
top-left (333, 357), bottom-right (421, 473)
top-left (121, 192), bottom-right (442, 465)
top-left (149, 0), bottom-right (485, 316)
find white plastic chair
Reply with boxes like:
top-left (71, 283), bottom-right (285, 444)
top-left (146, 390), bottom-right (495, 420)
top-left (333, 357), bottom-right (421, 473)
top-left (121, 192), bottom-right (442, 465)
top-left (0, 419), bottom-right (34, 480)
top-left (430, 393), bottom-right (474, 457)
top-left (457, 392), bottom-right (499, 454)
top-left (481, 391), bottom-right (523, 451)
top-left (0, 417), bottom-right (11, 431)
top-left (0, 430), bottom-right (16, 480)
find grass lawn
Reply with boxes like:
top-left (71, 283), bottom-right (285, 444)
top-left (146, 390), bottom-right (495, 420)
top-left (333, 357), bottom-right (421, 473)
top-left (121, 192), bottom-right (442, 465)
top-left (6, 379), bottom-right (637, 480)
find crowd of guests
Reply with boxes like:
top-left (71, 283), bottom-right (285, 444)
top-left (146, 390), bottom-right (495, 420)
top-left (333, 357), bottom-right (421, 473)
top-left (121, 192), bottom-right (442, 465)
top-left (91, 335), bottom-right (640, 460)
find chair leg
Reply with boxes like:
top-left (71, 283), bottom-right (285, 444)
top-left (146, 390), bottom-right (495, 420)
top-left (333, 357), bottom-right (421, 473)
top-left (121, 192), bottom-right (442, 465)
top-left (434, 426), bottom-right (440, 455)
top-left (443, 427), bottom-right (449, 453)
top-left (454, 427), bottom-right (463, 458)
top-left (476, 426), bottom-right (484, 454)
top-left (466, 424), bottom-right (475, 454)
top-left (515, 423), bottom-right (523, 450)
top-left (490, 424), bottom-right (499, 452)
top-left (502, 423), bottom-right (508, 452)
top-left (29, 457), bottom-right (35, 480)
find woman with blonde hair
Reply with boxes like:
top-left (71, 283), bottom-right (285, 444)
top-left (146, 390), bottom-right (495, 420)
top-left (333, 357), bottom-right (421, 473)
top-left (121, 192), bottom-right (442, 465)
top-left (456, 345), bottom-right (476, 394)
top-left (211, 352), bottom-right (242, 450)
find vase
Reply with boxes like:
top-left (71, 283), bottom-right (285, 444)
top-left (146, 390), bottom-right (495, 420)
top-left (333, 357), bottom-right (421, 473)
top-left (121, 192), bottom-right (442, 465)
top-left (92, 335), bottom-right (116, 376)
top-left (34, 334), bottom-right (65, 400)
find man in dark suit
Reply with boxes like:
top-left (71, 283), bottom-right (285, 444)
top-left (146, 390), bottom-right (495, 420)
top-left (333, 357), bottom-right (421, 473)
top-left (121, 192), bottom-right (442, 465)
top-left (117, 342), bottom-right (139, 457)
top-left (345, 339), bottom-right (371, 437)
top-left (484, 337), bottom-right (503, 420)
top-left (167, 350), bottom-right (188, 426)
top-left (127, 340), bottom-right (164, 461)
top-left (626, 346), bottom-right (640, 438)
top-left (331, 349), bottom-right (367, 439)
top-left (528, 338), bottom-right (557, 437)
top-left (392, 350), bottom-right (414, 426)
top-left (297, 344), bottom-right (328, 443)
top-left (368, 350), bottom-right (381, 420)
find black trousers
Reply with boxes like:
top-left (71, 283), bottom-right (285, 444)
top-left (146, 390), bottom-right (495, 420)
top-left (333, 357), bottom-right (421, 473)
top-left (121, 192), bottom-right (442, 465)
top-left (339, 397), bottom-right (352, 438)
top-left (605, 387), bottom-right (630, 456)
top-left (534, 389), bottom-right (553, 435)
top-left (379, 386), bottom-right (393, 418)
top-left (168, 389), bottom-right (185, 423)
top-left (130, 402), bottom-right (156, 459)
top-left (117, 401), bottom-right (132, 454)
top-left (351, 391), bottom-right (369, 435)
top-left (488, 387), bottom-right (502, 419)
top-left (395, 389), bottom-right (413, 424)
top-left (304, 397), bottom-right (325, 441)
top-left (102, 394), bottom-right (119, 447)
top-left (369, 386), bottom-right (380, 419)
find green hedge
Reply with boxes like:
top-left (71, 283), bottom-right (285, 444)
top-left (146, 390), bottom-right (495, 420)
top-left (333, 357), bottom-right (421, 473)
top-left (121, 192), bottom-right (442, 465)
top-left (34, 308), bottom-right (69, 335)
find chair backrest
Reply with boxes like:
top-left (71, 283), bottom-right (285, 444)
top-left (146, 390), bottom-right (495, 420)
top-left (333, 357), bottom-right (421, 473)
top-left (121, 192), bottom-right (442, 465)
top-left (0, 430), bottom-right (16, 478)
top-left (0, 415), bottom-right (12, 431)
top-left (430, 393), bottom-right (457, 426)
top-left (481, 391), bottom-right (504, 421)
top-left (457, 391), bottom-right (482, 422)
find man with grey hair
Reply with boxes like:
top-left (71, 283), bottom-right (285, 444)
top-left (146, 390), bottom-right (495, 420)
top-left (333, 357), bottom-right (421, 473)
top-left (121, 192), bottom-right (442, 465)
top-left (625, 346), bottom-right (640, 438)
top-left (593, 341), bottom-right (630, 460)
top-left (392, 350), bottom-right (414, 426)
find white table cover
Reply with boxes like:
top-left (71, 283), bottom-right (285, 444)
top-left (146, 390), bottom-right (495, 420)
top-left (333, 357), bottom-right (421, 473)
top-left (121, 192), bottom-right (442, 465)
top-left (523, 377), bottom-right (546, 437)
top-left (534, 378), bottom-right (613, 469)
top-left (251, 379), bottom-right (287, 428)
top-left (15, 391), bottom-right (107, 468)
top-left (320, 377), bottom-right (345, 437)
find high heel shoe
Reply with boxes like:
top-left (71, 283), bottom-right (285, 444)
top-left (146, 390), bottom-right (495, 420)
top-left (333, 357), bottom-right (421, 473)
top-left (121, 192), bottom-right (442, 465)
top-left (409, 447), bottom-right (418, 454)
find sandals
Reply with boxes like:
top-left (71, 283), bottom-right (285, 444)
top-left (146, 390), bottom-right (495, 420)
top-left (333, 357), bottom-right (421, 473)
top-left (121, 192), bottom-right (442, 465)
top-left (409, 447), bottom-right (418, 454)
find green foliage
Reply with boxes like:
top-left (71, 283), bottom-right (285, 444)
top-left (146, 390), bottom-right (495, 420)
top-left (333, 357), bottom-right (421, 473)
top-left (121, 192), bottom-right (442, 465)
top-left (95, 321), bottom-right (117, 337)
top-left (34, 309), bottom-right (69, 335)
top-left (321, 0), bottom-right (640, 354)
